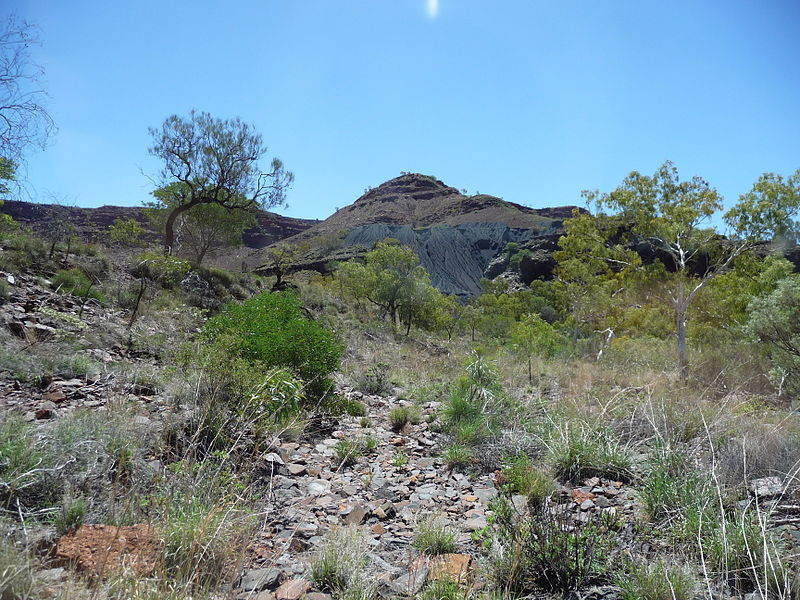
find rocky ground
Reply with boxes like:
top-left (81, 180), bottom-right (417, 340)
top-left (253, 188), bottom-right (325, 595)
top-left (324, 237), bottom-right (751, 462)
top-left (2, 270), bottom-right (798, 600)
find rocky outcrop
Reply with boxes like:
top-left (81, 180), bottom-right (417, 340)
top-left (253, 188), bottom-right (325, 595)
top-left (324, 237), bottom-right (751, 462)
top-left (255, 173), bottom-right (580, 297)
top-left (0, 200), bottom-right (317, 249)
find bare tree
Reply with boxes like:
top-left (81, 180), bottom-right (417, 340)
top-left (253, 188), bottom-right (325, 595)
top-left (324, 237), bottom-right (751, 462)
top-left (148, 110), bottom-right (293, 254)
top-left (0, 15), bottom-right (55, 166)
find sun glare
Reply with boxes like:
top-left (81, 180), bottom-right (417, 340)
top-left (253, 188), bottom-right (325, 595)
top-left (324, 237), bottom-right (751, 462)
top-left (426, 0), bottom-right (439, 20)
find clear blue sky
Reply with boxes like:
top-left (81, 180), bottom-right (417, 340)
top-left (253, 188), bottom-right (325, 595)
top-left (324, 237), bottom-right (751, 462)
top-left (6, 0), bottom-right (800, 220)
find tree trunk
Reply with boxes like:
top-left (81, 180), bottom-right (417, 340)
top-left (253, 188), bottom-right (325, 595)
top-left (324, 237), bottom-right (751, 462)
top-left (163, 201), bottom-right (198, 255)
top-left (676, 278), bottom-right (689, 383)
top-left (528, 356), bottom-right (532, 385)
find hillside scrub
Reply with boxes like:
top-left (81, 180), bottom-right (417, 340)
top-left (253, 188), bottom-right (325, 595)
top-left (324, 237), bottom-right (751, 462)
top-left (202, 290), bottom-right (343, 398)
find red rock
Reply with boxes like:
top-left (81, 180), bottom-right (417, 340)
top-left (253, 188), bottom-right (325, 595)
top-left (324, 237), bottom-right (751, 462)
top-left (571, 489), bottom-right (597, 504)
top-left (276, 578), bottom-right (310, 600)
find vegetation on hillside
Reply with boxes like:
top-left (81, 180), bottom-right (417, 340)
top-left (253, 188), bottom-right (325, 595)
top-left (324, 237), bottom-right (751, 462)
top-left (0, 161), bottom-right (799, 599)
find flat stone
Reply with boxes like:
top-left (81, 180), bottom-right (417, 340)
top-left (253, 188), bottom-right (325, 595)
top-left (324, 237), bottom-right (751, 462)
top-left (463, 517), bottom-right (488, 531)
top-left (428, 554), bottom-right (473, 583)
top-left (749, 477), bottom-right (784, 499)
top-left (275, 578), bottom-right (310, 600)
top-left (344, 505), bottom-right (370, 525)
top-left (572, 489), bottom-right (597, 504)
top-left (580, 499), bottom-right (596, 511)
top-left (286, 463), bottom-right (306, 476)
top-left (240, 567), bottom-right (282, 592)
top-left (391, 565), bottom-right (429, 595)
top-left (308, 479), bottom-right (331, 496)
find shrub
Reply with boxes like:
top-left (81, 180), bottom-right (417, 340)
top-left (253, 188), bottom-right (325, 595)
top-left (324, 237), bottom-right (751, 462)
top-left (53, 491), bottom-right (87, 535)
top-left (52, 268), bottom-right (104, 301)
top-left (131, 252), bottom-right (191, 287)
top-left (0, 416), bottom-right (51, 512)
top-left (417, 580), bottom-right (468, 600)
top-left (202, 291), bottom-right (343, 397)
top-left (616, 559), bottom-right (697, 600)
top-left (156, 457), bottom-right (251, 588)
top-left (489, 503), bottom-right (616, 594)
top-left (546, 422), bottom-right (634, 483)
top-left (639, 442), bottom-right (712, 523)
top-left (333, 436), bottom-right (377, 468)
top-left (413, 515), bottom-right (458, 555)
top-left (500, 455), bottom-right (554, 507)
top-left (0, 537), bottom-right (35, 599)
top-left (442, 444), bottom-right (473, 470)
top-left (353, 362), bottom-right (393, 395)
top-left (310, 526), bottom-right (375, 598)
top-left (388, 405), bottom-right (422, 432)
top-left (343, 398), bottom-right (368, 417)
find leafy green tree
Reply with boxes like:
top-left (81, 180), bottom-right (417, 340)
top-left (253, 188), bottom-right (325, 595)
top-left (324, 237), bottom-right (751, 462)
top-left (335, 240), bottom-right (432, 329)
top-left (0, 157), bottom-right (16, 234)
top-left (148, 110), bottom-right (292, 254)
top-left (147, 183), bottom-right (256, 264)
top-left (108, 217), bottom-right (146, 248)
top-left (746, 275), bottom-right (800, 398)
top-left (558, 161), bottom-right (800, 379)
top-left (510, 313), bottom-right (566, 384)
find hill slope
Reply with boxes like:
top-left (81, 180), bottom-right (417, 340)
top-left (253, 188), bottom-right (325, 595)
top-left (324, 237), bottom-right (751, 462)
top-left (256, 173), bottom-right (579, 297)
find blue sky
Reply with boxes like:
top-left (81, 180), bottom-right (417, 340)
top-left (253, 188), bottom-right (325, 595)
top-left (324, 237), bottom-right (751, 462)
top-left (6, 0), bottom-right (800, 221)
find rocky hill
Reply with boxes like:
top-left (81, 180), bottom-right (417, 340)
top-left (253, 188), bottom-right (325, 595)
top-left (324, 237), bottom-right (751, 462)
top-left (0, 200), bottom-right (318, 249)
top-left (256, 174), bottom-right (580, 297)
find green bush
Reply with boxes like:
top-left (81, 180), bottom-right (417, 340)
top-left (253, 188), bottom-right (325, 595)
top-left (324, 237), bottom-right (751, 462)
top-left (52, 268), bottom-right (104, 301)
top-left (388, 405), bottom-right (422, 432)
top-left (616, 559), bottom-right (697, 600)
top-left (310, 526), bottom-right (375, 598)
top-left (0, 416), bottom-right (50, 511)
top-left (639, 442), bottom-right (711, 523)
top-left (489, 501), bottom-right (616, 594)
top-left (203, 291), bottom-right (343, 397)
top-left (413, 515), bottom-right (458, 555)
top-left (546, 422), bottom-right (634, 483)
top-left (500, 455), bottom-right (554, 507)
top-left (442, 443), bottom-right (473, 470)
top-left (131, 252), bottom-right (191, 287)
top-left (354, 362), bottom-right (393, 395)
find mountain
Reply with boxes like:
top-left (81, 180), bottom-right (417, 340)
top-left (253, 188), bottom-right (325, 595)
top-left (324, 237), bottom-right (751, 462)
top-left (0, 199), bottom-right (318, 250)
top-left (256, 173), bottom-right (580, 297)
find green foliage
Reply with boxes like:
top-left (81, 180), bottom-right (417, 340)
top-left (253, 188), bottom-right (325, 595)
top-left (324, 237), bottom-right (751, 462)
top-left (148, 110), bottom-right (293, 252)
top-left (413, 515), bottom-right (458, 555)
top-left (388, 405), bottom-right (422, 432)
top-left (746, 274), bottom-right (800, 397)
top-left (335, 240), bottom-right (447, 333)
top-left (131, 252), bottom-right (192, 287)
top-left (615, 559), bottom-right (697, 600)
top-left (639, 442), bottom-right (712, 523)
top-left (442, 354), bottom-right (505, 448)
top-left (52, 268), bottom-right (104, 301)
top-left (500, 455), bottom-right (554, 507)
top-left (546, 422), bottom-right (633, 483)
top-left (416, 580), bottom-right (469, 600)
top-left (310, 526), bottom-right (374, 598)
top-left (333, 436), bottom-right (378, 467)
top-left (442, 443), bottom-right (473, 470)
top-left (108, 217), bottom-right (146, 247)
top-left (489, 500), bottom-right (616, 594)
top-left (147, 186), bottom-right (256, 264)
top-left (53, 491), bottom-right (87, 535)
top-left (203, 291), bottom-right (343, 397)
top-left (353, 362), bottom-right (393, 395)
top-left (0, 415), bottom-right (47, 510)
